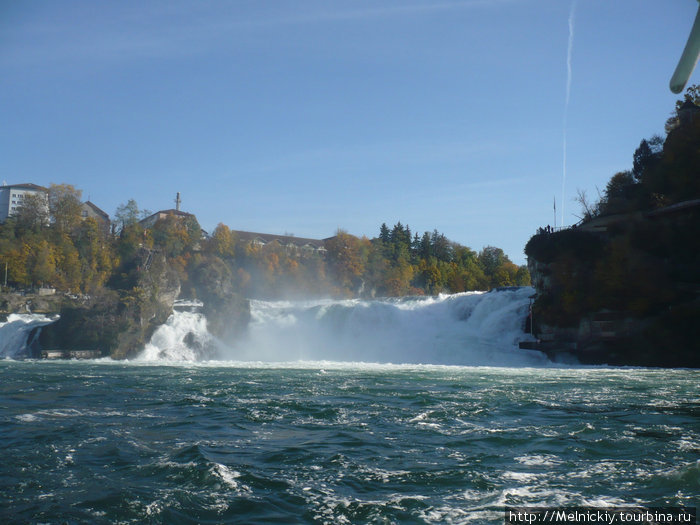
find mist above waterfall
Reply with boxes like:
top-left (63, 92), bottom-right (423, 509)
top-left (139, 287), bottom-right (547, 367)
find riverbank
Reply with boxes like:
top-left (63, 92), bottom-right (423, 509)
top-left (0, 290), bottom-right (78, 317)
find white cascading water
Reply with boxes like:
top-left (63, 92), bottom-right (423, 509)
top-left (0, 313), bottom-right (57, 359)
top-left (138, 309), bottom-right (216, 361)
top-left (139, 287), bottom-right (547, 366)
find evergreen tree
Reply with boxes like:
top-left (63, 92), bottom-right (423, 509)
top-left (419, 231), bottom-right (432, 259)
top-left (411, 232), bottom-right (421, 256)
top-left (431, 230), bottom-right (451, 261)
top-left (632, 137), bottom-right (662, 183)
top-left (379, 223), bottom-right (390, 243)
top-left (390, 222), bottom-right (404, 245)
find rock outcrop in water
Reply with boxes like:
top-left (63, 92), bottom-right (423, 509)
top-left (0, 204), bottom-right (254, 359)
top-left (184, 253), bottom-right (251, 345)
top-left (39, 250), bottom-right (182, 359)
top-left (525, 209), bottom-right (699, 367)
top-left (33, 250), bottom-right (252, 360)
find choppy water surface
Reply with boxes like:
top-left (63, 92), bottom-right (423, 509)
top-left (1, 361), bottom-right (698, 524)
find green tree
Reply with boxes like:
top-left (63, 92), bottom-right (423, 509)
top-left (666, 83), bottom-right (700, 131)
top-left (151, 215), bottom-right (201, 257)
top-left (415, 258), bottom-right (443, 294)
top-left (387, 222), bottom-right (411, 262)
top-left (632, 137), bottom-right (662, 182)
top-left (601, 171), bottom-right (636, 214)
top-left (117, 222), bottom-right (146, 264)
top-left (382, 260), bottom-right (414, 296)
top-left (515, 265), bottom-right (531, 286)
top-left (657, 113), bottom-right (700, 203)
top-left (478, 246), bottom-right (508, 276)
top-left (430, 230), bottom-right (452, 261)
top-left (364, 246), bottom-right (390, 294)
top-left (378, 223), bottom-right (390, 243)
top-left (15, 193), bottom-right (49, 233)
top-left (418, 231), bottom-right (432, 259)
top-left (114, 199), bottom-right (142, 232)
top-left (478, 246), bottom-right (518, 289)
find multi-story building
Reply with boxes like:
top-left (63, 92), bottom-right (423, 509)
top-left (0, 183), bottom-right (49, 223)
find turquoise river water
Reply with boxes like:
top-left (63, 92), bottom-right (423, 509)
top-left (1, 360), bottom-right (698, 524)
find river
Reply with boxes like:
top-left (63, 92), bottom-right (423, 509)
top-left (1, 289), bottom-right (697, 523)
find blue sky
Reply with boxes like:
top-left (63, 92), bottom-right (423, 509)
top-left (1, 0), bottom-right (695, 264)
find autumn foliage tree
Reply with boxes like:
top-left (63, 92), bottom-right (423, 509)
top-left (0, 183), bottom-right (528, 299)
top-left (0, 184), bottom-right (115, 291)
top-left (325, 230), bottom-right (368, 295)
top-left (49, 184), bottom-right (83, 236)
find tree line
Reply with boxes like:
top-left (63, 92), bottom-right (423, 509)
top-left (0, 184), bottom-right (114, 292)
top-left (574, 84), bottom-right (700, 222)
top-left (198, 221), bottom-right (529, 299)
top-left (0, 187), bottom-right (529, 299)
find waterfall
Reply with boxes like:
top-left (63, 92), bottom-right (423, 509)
top-left (0, 314), bottom-right (57, 359)
top-left (138, 301), bottom-right (219, 361)
top-left (139, 287), bottom-right (546, 366)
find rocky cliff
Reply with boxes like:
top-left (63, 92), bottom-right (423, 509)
top-left (185, 253), bottom-right (251, 345)
top-left (525, 204), bottom-right (700, 367)
top-left (524, 94), bottom-right (700, 368)
top-left (39, 250), bottom-right (182, 359)
top-left (0, 292), bottom-right (68, 317)
top-left (32, 250), bottom-right (251, 360)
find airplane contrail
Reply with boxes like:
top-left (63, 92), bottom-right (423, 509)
top-left (561, 0), bottom-right (576, 227)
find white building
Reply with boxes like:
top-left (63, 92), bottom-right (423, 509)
top-left (0, 183), bottom-right (49, 223)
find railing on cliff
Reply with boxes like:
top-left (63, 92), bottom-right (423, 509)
top-left (535, 225), bottom-right (573, 235)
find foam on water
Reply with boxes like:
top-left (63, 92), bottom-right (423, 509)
top-left (138, 311), bottom-right (217, 361)
top-left (1, 359), bottom-right (697, 523)
top-left (139, 287), bottom-right (546, 366)
top-left (1, 289), bottom-right (545, 366)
